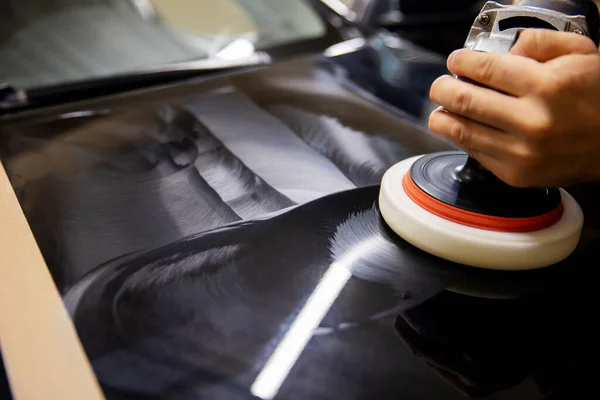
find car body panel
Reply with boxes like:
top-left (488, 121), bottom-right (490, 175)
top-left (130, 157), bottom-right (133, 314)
top-left (1, 4), bottom-right (599, 400)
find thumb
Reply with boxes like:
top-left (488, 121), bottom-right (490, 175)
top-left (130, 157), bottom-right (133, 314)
top-left (510, 29), bottom-right (598, 62)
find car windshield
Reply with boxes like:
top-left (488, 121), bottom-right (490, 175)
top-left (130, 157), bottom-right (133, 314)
top-left (0, 0), bottom-right (326, 89)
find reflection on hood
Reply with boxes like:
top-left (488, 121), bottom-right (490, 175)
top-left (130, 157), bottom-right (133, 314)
top-left (8, 87), bottom-right (423, 290)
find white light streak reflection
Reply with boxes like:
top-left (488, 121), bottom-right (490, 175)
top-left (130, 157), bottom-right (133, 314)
top-left (250, 238), bottom-right (378, 399)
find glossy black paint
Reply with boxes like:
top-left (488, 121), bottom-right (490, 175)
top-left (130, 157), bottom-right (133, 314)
top-left (0, 25), bottom-right (599, 400)
top-left (60, 184), bottom-right (600, 400)
top-left (328, 33), bottom-right (448, 119)
top-left (0, 349), bottom-right (12, 400)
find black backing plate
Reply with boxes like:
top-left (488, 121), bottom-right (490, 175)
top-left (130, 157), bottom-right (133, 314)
top-left (409, 152), bottom-right (562, 218)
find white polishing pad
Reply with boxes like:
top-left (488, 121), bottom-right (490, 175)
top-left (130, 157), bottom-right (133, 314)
top-left (379, 155), bottom-right (584, 270)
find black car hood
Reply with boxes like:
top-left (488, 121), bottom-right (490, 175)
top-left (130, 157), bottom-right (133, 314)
top-left (0, 49), bottom-right (598, 400)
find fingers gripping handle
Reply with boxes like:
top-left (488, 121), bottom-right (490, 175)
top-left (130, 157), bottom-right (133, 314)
top-left (452, 0), bottom-right (599, 176)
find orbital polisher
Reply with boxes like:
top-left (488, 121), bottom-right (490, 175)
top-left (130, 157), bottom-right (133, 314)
top-left (379, 0), bottom-right (600, 270)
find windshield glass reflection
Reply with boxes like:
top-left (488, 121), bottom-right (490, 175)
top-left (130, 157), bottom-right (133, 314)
top-left (0, 0), bottom-right (325, 88)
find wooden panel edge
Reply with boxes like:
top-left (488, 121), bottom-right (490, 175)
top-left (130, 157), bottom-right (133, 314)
top-left (0, 161), bottom-right (105, 400)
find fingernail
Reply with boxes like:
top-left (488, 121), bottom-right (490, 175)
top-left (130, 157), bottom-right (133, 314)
top-left (447, 50), bottom-right (460, 68)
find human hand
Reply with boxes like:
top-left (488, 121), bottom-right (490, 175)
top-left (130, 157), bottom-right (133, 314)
top-left (428, 29), bottom-right (600, 188)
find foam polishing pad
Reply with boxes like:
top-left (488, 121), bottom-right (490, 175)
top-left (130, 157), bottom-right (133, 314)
top-left (378, 154), bottom-right (584, 270)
